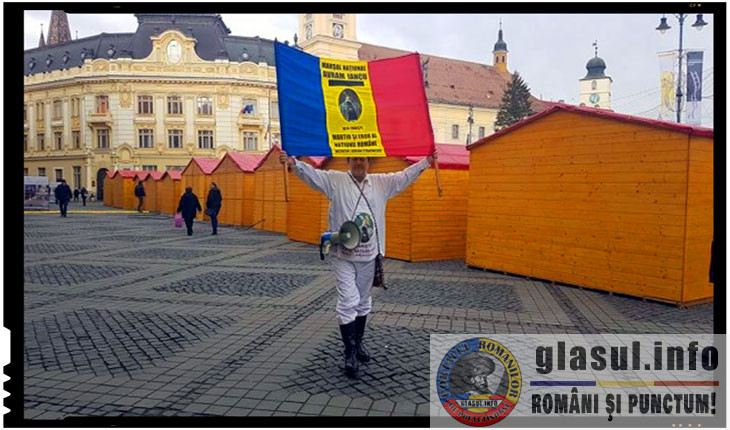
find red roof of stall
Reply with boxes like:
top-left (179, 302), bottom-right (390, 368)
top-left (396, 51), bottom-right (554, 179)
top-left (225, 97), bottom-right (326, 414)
top-left (144, 171), bottom-right (164, 181)
top-left (467, 103), bottom-right (714, 151)
top-left (405, 143), bottom-right (469, 170)
top-left (134, 171), bottom-right (150, 181)
top-left (161, 170), bottom-right (183, 180)
top-left (114, 170), bottom-right (143, 179)
top-left (221, 151), bottom-right (266, 173)
top-left (182, 157), bottom-right (221, 175)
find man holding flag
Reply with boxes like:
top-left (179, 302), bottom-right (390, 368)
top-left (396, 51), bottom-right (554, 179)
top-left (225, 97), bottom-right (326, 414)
top-left (275, 41), bottom-right (439, 378)
top-left (280, 151), bottom-right (437, 378)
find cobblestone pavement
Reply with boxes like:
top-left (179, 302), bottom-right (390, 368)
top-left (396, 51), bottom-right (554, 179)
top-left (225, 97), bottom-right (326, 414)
top-left (22, 202), bottom-right (714, 419)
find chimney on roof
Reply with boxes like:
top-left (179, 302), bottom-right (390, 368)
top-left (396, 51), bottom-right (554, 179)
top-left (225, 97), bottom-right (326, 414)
top-left (47, 10), bottom-right (72, 46)
top-left (38, 24), bottom-right (46, 48)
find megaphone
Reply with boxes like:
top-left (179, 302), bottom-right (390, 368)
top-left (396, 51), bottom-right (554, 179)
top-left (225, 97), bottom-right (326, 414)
top-left (320, 220), bottom-right (361, 260)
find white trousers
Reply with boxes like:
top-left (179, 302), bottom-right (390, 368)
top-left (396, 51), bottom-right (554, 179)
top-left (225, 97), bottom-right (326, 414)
top-left (331, 256), bottom-right (375, 325)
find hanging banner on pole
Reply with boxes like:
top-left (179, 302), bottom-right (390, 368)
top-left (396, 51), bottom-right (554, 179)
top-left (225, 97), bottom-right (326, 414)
top-left (657, 50), bottom-right (677, 121)
top-left (275, 42), bottom-right (435, 157)
top-left (685, 50), bottom-right (704, 125)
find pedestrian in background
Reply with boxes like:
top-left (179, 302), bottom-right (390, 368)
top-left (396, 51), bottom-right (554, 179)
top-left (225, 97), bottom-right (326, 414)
top-left (206, 182), bottom-right (223, 235)
top-left (134, 181), bottom-right (146, 213)
top-left (177, 186), bottom-right (202, 236)
top-left (73, 188), bottom-right (80, 202)
top-left (80, 187), bottom-right (88, 206)
top-left (54, 180), bottom-right (72, 217)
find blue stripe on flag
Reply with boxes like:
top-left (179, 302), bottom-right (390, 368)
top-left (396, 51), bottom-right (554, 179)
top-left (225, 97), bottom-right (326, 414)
top-left (275, 42), bottom-right (331, 156)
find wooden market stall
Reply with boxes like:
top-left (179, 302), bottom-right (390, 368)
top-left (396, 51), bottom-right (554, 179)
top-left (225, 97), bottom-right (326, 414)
top-left (108, 170), bottom-right (143, 209)
top-left (102, 170), bottom-right (116, 207)
top-left (252, 146), bottom-right (288, 233)
top-left (209, 151), bottom-right (264, 227)
top-left (157, 170), bottom-right (183, 215)
top-left (180, 157), bottom-right (221, 221)
top-left (466, 103), bottom-right (714, 305)
top-left (286, 144), bottom-right (470, 262)
top-left (141, 171), bottom-right (164, 212)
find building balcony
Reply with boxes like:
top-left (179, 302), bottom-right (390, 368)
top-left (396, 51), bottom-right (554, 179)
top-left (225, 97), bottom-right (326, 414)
top-left (87, 111), bottom-right (113, 126)
top-left (237, 114), bottom-right (262, 127)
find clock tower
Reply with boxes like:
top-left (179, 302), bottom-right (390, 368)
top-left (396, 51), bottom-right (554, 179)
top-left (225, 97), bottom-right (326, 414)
top-left (298, 13), bottom-right (360, 60)
top-left (579, 41), bottom-right (612, 109)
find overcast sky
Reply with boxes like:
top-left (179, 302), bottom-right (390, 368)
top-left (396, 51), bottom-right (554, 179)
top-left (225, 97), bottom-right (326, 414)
top-left (23, 11), bottom-right (715, 127)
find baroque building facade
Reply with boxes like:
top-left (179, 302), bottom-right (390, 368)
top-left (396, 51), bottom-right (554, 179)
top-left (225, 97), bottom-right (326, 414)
top-left (24, 12), bottom-right (544, 198)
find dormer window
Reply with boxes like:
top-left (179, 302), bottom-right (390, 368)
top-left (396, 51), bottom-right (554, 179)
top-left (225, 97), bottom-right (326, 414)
top-left (241, 50), bottom-right (249, 61)
top-left (106, 45), bottom-right (116, 58)
top-left (45, 55), bottom-right (53, 67)
top-left (28, 58), bottom-right (36, 70)
top-left (80, 49), bottom-right (87, 60)
top-left (62, 51), bottom-right (70, 64)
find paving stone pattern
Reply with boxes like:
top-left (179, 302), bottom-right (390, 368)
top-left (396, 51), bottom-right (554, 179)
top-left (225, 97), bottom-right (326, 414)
top-left (20, 203), bottom-right (714, 420)
top-left (155, 271), bottom-right (317, 297)
top-left (24, 263), bottom-right (142, 286)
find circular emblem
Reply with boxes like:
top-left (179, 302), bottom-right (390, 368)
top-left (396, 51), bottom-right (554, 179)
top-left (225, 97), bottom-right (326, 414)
top-left (338, 89), bottom-right (362, 122)
top-left (167, 40), bottom-right (182, 64)
top-left (437, 338), bottom-right (521, 426)
top-left (353, 212), bottom-right (374, 243)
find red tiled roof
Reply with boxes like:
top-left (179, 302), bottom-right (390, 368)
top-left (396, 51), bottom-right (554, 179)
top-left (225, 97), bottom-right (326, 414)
top-left (467, 103), bottom-right (714, 151)
top-left (223, 151), bottom-right (266, 173)
top-left (183, 157), bottom-right (221, 175)
top-left (405, 143), bottom-right (469, 170)
top-left (358, 42), bottom-right (544, 110)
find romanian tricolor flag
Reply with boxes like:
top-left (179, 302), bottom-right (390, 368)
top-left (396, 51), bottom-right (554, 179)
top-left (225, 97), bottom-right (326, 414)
top-left (275, 42), bottom-right (435, 157)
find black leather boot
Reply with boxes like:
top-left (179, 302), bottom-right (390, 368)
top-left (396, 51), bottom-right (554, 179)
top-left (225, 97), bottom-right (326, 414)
top-left (354, 315), bottom-right (371, 362)
top-left (339, 322), bottom-right (359, 378)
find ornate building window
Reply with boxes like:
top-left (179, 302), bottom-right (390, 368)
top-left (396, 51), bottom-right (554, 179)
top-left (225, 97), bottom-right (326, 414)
top-left (72, 131), bottom-right (81, 149)
top-left (478, 126), bottom-right (485, 139)
top-left (167, 96), bottom-right (183, 115)
top-left (54, 132), bottom-right (63, 150)
top-left (138, 129), bottom-right (154, 148)
top-left (96, 128), bottom-right (109, 148)
top-left (38, 167), bottom-right (46, 176)
top-left (138, 95), bottom-right (154, 115)
top-left (96, 95), bottom-right (109, 114)
top-left (37, 134), bottom-right (45, 151)
top-left (333, 13), bottom-right (345, 20)
top-left (270, 101), bottom-right (279, 118)
top-left (24, 168), bottom-right (29, 176)
top-left (198, 130), bottom-right (214, 149)
top-left (452, 124), bottom-right (459, 139)
top-left (166, 165), bottom-right (185, 171)
top-left (71, 98), bottom-right (80, 117)
top-left (24, 134), bottom-right (28, 152)
top-left (53, 100), bottom-right (63, 119)
top-left (591, 80), bottom-right (597, 90)
top-left (168, 129), bottom-right (183, 148)
top-left (142, 165), bottom-right (158, 171)
top-left (73, 166), bottom-right (81, 189)
top-left (36, 102), bottom-right (44, 121)
top-left (55, 168), bottom-right (63, 181)
top-left (242, 131), bottom-right (258, 151)
top-left (241, 99), bottom-right (258, 115)
top-left (197, 96), bottom-right (213, 115)
top-left (24, 104), bottom-right (27, 122)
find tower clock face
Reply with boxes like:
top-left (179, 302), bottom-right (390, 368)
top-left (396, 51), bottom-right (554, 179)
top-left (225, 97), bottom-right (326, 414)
top-left (589, 93), bottom-right (600, 104)
top-left (333, 23), bottom-right (344, 38)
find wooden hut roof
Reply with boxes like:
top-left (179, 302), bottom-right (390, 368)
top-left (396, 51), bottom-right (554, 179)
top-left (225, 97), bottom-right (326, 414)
top-left (405, 143), bottom-right (469, 170)
top-left (135, 171), bottom-right (150, 181)
top-left (114, 170), bottom-right (144, 179)
top-left (161, 170), bottom-right (183, 180)
top-left (221, 151), bottom-right (266, 173)
top-left (145, 171), bottom-right (164, 180)
top-left (182, 157), bottom-right (221, 175)
top-left (467, 103), bottom-right (714, 151)
top-left (106, 170), bottom-right (116, 179)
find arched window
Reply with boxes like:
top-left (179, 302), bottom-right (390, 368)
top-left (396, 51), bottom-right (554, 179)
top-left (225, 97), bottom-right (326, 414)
top-left (591, 80), bottom-right (597, 90)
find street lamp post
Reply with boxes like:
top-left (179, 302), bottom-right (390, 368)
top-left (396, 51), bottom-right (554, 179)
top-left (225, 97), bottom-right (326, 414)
top-left (656, 13), bottom-right (708, 123)
top-left (466, 106), bottom-right (474, 144)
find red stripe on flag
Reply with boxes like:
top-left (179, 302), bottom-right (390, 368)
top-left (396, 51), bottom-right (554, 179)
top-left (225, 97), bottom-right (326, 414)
top-left (654, 381), bottom-right (719, 386)
top-left (369, 54), bottom-right (435, 157)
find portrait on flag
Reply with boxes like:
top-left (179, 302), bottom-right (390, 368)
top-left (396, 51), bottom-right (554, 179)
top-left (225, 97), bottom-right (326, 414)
top-left (274, 42), bottom-right (435, 158)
